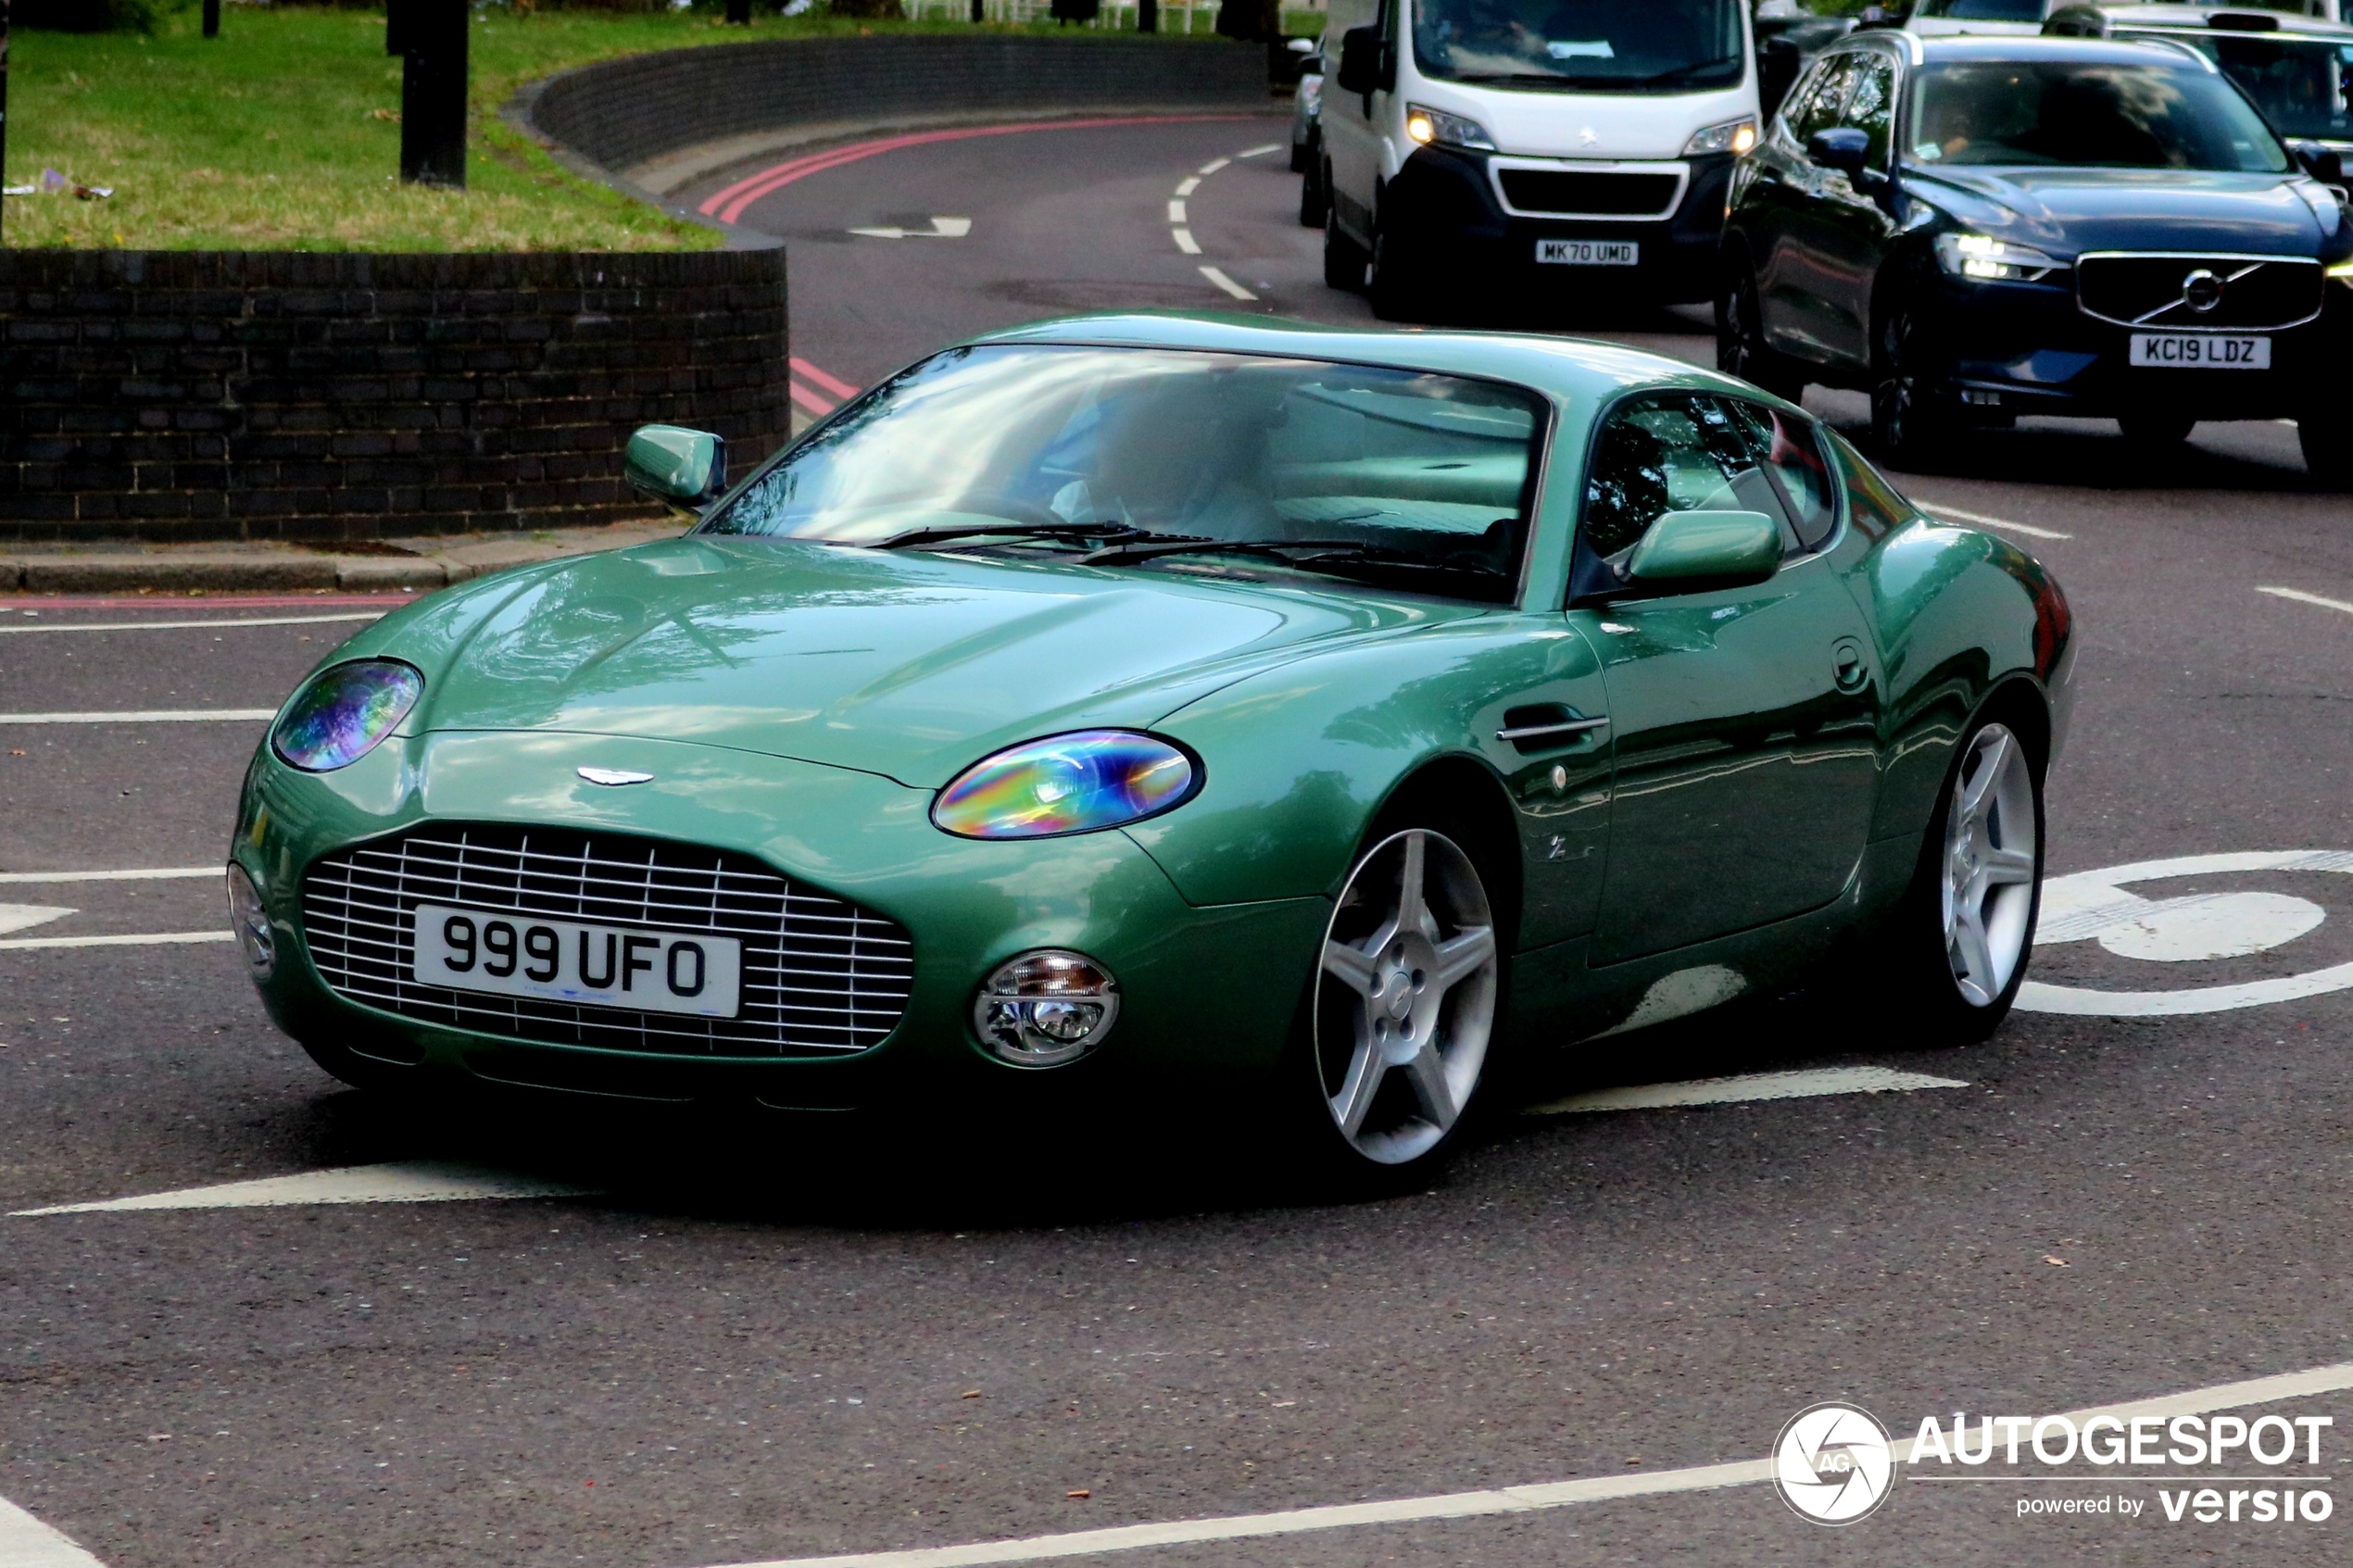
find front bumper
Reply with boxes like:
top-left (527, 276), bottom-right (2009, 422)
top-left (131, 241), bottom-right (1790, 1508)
top-left (1380, 145), bottom-right (1734, 305)
top-left (1907, 270), bottom-right (2353, 420)
top-left (232, 730), bottom-right (1325, 1106)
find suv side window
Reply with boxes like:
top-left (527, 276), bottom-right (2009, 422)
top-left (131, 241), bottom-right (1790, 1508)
top-left (1841, 55), bottom-right (1897, 172)
top-left (1793, 55), bottom-right (1856, 144)
top-left (1579, 395), bottom-right (1800, 572)
top-left (1726, 402), bottom-right (1840, 552)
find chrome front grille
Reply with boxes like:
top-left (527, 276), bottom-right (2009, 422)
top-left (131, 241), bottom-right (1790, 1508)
top-left (303, 824), bottom-right (913, 1058)
top-left (2076, 252), bottom-right (2323, 331)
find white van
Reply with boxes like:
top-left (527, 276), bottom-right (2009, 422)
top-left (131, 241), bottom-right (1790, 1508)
top-left (1315, 0), bottom-right (1763, 317)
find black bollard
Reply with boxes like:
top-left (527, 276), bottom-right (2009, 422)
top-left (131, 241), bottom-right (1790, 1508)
top-left (726, 0), bottom-right (750, 23)
top-left (203, 0), bottom-right (219, 38)
top-left (0, 0), bottom-right (9, 245)
top-left (388, 0), bottom-right (468, 189)
top-left (1139, 0), bottom-right (1155, 31)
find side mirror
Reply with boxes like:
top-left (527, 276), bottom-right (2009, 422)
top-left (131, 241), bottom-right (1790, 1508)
top-left (623, 424), bottom-right (726, 515)
top-left (1624, 510), bottom-right (1782, 587)
top-left (1806, 127), bottom-right (1871, 178)
top-left (2294, 141), bottom-right (2345, 185)
top-left (1336, 25), bottom-right (1389, 95)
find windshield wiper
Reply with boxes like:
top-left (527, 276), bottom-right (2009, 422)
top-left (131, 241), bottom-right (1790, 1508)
top-left (1079, 535), bottom-right (1510, 581)
top-left (872, 521), bottom-right (1175, 551)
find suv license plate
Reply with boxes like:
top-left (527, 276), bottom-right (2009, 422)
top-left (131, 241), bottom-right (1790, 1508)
top-left (410, 903), bottom-right (742, 1018)
top-left (1537, 240), bottom-right (1638, 266)
top-left (2130, 332), bottom-right (2270, 370)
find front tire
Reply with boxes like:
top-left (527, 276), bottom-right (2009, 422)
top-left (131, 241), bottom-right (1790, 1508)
top-left (1871, 372), bottom-right (1957, 470)
top-left (1888, 717), bottom-right (2045, 1044)
top-left (1717, 256), bottom-right (1806, 404)
top-left (1294, 826), bottom-right (1502, 1187)
top-left (1322, 194), bottom-right (1369, 292)
top-left (2300, 414), bottom-right (2353, 488)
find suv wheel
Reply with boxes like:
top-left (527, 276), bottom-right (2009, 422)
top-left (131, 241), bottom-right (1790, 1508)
top-left (2300, 413), bottom-right (2353, 488)
top-left (1717, 257), bottom-right (1805, 404)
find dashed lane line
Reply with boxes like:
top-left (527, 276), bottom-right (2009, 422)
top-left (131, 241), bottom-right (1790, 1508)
top-left (1195, 157), bottom-right (1230, 175)
top-left (1526, 1065), bottom-right (1969, 1115)
top-left (1198, 266), bottom-right (1258, 302)
top-left (0, 612), bottom-right (383, 634)
top-left (1233, 144), bottom-right (1283, 157)
top-left (2259, 584), bottom-right (2353, 617)
top-left (10, 1160), bottom-right (597, 1216)
top-left (0, 1492), bottom-right (105, 1568)
top-left (1913, 501), bottom-right (2073, 541)
top-left (0, 868), bottom-right (216, 884)
top-left (699, 1363), bottom-right (2353, 1568)
top-left (0, 709), bottom-right (275, 724)
top-left (1166, 198), bottom-right (1187, 224)
top-left (1171, 228), bottom-right (1201, 255)
top-left (0, 931), bottom-right (231, 952)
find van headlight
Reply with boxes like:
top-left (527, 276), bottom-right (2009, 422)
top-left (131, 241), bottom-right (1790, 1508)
top-left (271, 659), bottom-right (422, 772)
top-left (1404, 104), bottom-right (1496, 152)
top-left (1934, 233), bottom-right (2064, 283)
top-left (1684, 118), bottom-right (1758, 157)
top-left (932, 731), bottom-right (1198, 839)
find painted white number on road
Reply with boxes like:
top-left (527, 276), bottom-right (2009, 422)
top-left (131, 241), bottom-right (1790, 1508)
top-left (2017, 850), bottom-right (2353, 1016)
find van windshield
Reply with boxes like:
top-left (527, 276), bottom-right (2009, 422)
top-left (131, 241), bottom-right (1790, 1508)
top-left (1912, 0), bottom-right (2045, 21)
top-left (1412, 0), bottom-right (1747, 93)
top-left (2139, 31), bottom-right (2353, 140)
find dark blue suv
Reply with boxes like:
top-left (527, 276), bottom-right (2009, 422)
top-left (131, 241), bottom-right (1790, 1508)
top-left (1717, 31), bottom-right (2353, 482)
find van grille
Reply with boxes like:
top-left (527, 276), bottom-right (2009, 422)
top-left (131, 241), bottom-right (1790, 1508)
top-left (1498, 169), bottom-right (1681, 217)
top-left (302, 824), bottom-right (913, 1058)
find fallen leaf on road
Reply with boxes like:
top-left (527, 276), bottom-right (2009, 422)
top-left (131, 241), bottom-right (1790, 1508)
top-left (2045, 1256), bottom-right (2070, 1267)
top-left (1066, 1489), bottom-right (1090, 1499)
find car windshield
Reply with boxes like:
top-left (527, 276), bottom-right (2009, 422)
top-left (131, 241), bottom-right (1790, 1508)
top-left (1914, 0), bottom-right (2046, 21)
top-left (1411, 0), bottom-right (1746, 93)
top-left (2138, 31), bottom-right (2353, 140)
top-left (1906, 59), bottom-right (2293, 169)
top-left (702, 345), bottom-right (1546, 604)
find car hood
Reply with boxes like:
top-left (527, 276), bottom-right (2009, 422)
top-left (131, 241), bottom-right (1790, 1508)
top-left (388, 535), bottom-right (1483, 788)
top-left (1906, 166), bottom-right (2337, 257)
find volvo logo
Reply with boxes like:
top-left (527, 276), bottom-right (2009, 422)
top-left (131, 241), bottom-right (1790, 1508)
top-left (2181, 268), bottom-right (2225, 314)
top-left (577, 767), bottom-right (655, 786)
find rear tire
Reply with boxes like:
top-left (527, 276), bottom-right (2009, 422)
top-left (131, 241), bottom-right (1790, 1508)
top-left (2300, 414), bottom-right (2353, 487)
top-left (1298, 159), bottom-right (1327, 229)
top-left (1322, 196), bottom-right (1369, 292)
top-left (1884, 715), bottom-right (2045, 1046)
top-left (1716, 256), bottom-right (1806, 405)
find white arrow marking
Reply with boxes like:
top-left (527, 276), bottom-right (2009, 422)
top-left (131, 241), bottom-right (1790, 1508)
top-left (0, 1492), bottom-right (106, 1568)
top-left (0, 905), bottom-right (74, 937)
top-left (847, 217), bottom-right (972, 239)
top-left (1527, 1066), bottom-right (1968, 1116)
top-left (10, 1160), bottom-right (598, 1215)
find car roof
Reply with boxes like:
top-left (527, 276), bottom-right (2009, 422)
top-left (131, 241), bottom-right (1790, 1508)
top-left (1911, 31), bottom-right (2227, 61)
top-left (960, 312), bottom-right (1763, 407)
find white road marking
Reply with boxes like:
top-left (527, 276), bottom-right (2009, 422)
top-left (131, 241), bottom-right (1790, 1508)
top-left (1173, 176), bottom-right (1200, 196)
top-left (1915, 502), bottom-right (2072, 540)
top-left (1528, 1066), bottom-right (1968, 1116)
top-left (0, 931), bottom-right (231, 952)
top-left (0, 1492), bottom-right (106, 1568)
top-left (0, 867), bottom-right (217, 884)
top-left (0, 906), bottom-right (73, 937)
top-left (1196, 157), bottom-right (1230, 175)
top-left (10, 1160), bottom-right (598, 1216)
top-left (1166, 198), bottom-right (1187, 223)
top-left (1198, 266), bottom-right (1257, 301)
top-left (1234, 143), bottom-right (1282, 157)
top-left (2259, 584), bottom-right (2353, 617)
top-left (2022, 849), bottom-right (2353, 1015)
top-left (0, 709), bottom-right (275, 725)
top-left (698, 1363), bottom-right (2353, 1568)
top-left (1171, 227), bottom-right (1201, 255)
top-left (0, 612), bottom-right (382, 635)
top-left (846, 217), bottom-right (971, 239)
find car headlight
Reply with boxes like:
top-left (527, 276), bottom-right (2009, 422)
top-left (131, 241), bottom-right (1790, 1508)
top-left (1404, 104), bottom-right (1496, 152)
top-left (1683, 117), bottom-right (1757, 157)
top-left (973, 950), bottom-right (1120, 1067)
top-left (1934, 232), bottom-right (2064, 283)
top-left (2329, 257), bottom-right (2353, 287)
top-left (271, 659), bottom-right (422, 772)
top-left (932, 730), bottom-right (1199, 840)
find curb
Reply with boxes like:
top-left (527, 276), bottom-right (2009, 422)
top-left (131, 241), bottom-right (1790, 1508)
top-left (0, 525), bottom-right (683, 596)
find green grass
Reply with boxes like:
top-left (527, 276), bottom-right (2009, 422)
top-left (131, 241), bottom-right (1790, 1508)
top-left (1, 5), bottom-right (1271, 253)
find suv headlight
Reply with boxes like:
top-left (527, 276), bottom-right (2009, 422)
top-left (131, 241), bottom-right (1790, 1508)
top-left (932, 730), bottom-right (1199, 840)
top-left (1683, 117), bottom-right (1758, 157)
top-left (271, 659), bottom-right (422, 772)
top-left (1934, 232), bottom-right (2064, 282)
top-left (1404, 104), bottom-right (1496, 152)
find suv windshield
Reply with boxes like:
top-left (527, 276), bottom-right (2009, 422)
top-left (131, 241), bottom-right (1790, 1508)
top-left (703, 345), bottom-right (1546, 605)
top-left (2131, 31), bottom-right (2353, 140)
top-left (1906, 60), bottom-right (2293, 169)
top-left (1412, 0), bottom-right (1746, 92)
top-left (1914, 0), bottom-right (2047, 21)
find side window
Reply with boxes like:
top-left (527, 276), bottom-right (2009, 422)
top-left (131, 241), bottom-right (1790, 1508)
top-left (1824, 429), bottom-right (1915, 544)
top-left (1793, 55), bottom-right (1856, 144)
top-left (1775, 58), bottom-right (1831, 141)
top-left (1841, 56), bottom-right (1896, 171)
top-left (1727, 402), bottom-right (1839, 553)
top-left (1580, 395), bottom-right (1797, 570)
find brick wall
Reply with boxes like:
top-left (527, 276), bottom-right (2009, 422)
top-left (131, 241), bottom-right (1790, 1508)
top-left (524, 34), bottom-right (1271, 176)
top-left (0, 247), bottom-right (790, 543)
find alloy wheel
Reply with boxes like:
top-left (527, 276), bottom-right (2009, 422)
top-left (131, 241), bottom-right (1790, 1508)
top-left (1315, 829), bottom-right (1499, 1165)
top-left (1941, 723), bottom-right (2039, 1007)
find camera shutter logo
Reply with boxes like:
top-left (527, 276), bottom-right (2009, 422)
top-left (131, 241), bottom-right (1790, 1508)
top-left (1773, 1402), bottom-right (1897, 1524)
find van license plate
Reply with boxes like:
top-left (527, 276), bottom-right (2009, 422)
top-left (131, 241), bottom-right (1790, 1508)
top-left (2129, 332), bottom-right (2269, 369)
top-left (410, 903), bottom-right (742, 1018)
top-left (1537, 240), bottom-right (1638, 266)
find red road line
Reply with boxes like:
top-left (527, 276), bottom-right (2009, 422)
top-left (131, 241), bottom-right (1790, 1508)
top-left (790, 357), bottom-right (861, 402)
top-left (701, 114), bottom-right (1260, 226)
top-left (788, 382), bottom-right (837, 416)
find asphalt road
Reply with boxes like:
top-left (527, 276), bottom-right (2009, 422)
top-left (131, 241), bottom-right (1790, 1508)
top-left (5, 115), bottom-right (2353, 1568)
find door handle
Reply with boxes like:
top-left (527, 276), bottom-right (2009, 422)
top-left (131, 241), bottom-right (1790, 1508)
top-left (1831, 638), bottom-right (1869, 693)
top-left (1496, 716), bottom-right (1609, 745)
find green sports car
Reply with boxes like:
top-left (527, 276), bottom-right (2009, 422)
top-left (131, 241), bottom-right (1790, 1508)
top-left (227, 313), bottom-right (2073, 1179)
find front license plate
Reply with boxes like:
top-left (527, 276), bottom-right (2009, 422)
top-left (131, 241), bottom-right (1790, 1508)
top-left (410, 903), bottom-right (741, 1018)
top-left (2129, 332), bottom-right (2270, 370)
top-left (1537, 239), bottom-right (1639, 266)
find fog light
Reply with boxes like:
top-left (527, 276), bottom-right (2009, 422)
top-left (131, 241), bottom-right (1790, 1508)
top-left (973, 950), bottom-right (1119, 1068)
top-left (226, 861), bottom-right (274, 980)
